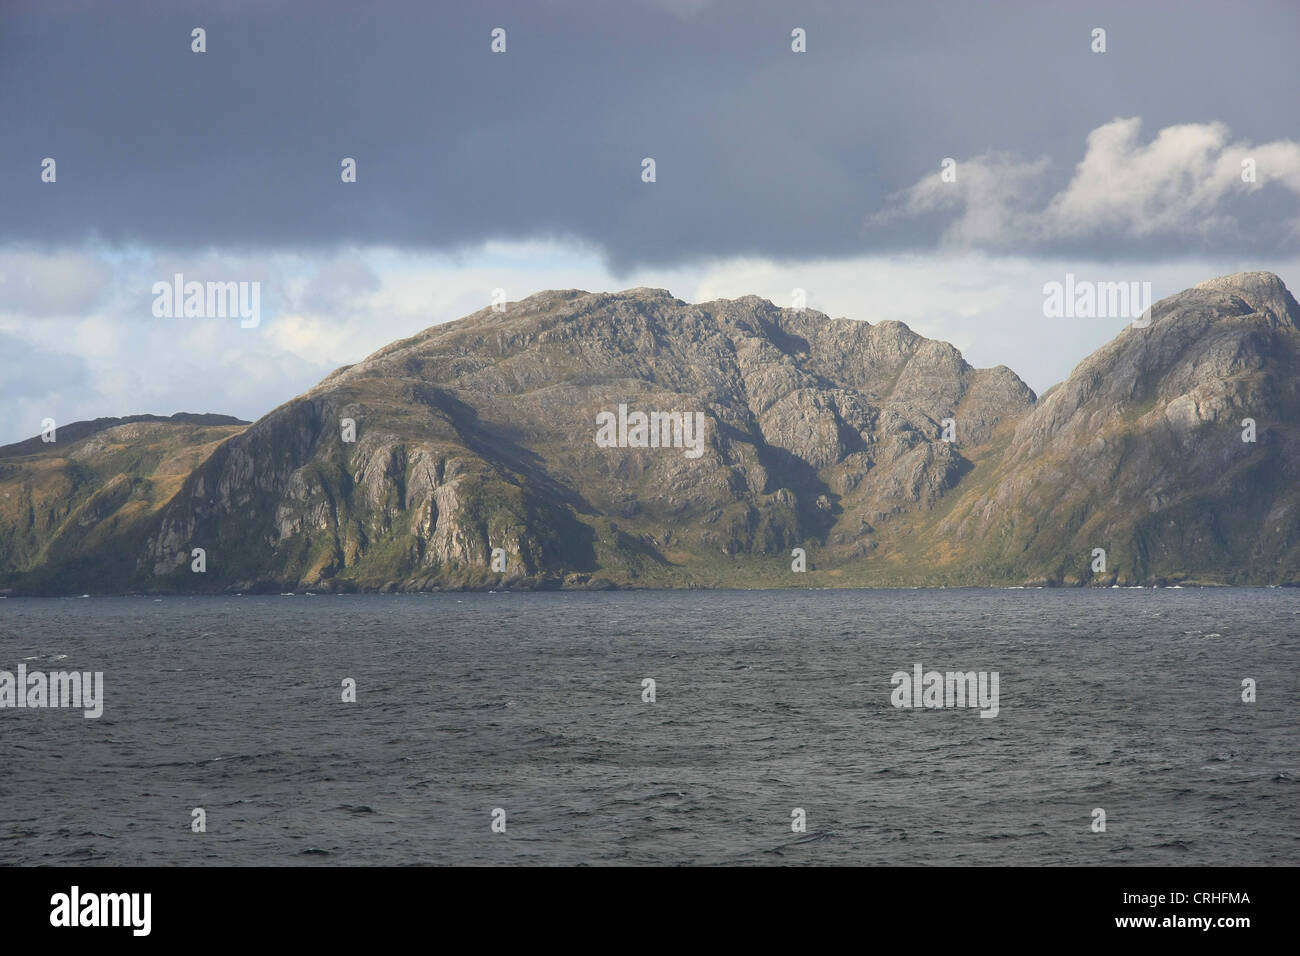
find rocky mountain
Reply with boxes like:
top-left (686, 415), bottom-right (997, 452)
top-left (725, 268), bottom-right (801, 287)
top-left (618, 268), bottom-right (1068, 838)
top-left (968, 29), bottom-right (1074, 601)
top-left (2, 272), bottom-right (1297, 593)
top-left (925, 271), bottom-right (1300, 586)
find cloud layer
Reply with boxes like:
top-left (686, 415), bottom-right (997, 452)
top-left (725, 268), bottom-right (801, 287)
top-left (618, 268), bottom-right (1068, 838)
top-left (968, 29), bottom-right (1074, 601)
top-left (3, 1), bottom-right (1298, 444)
top-left (2, 0), bottom-right (1297, 267)
top-left (876, 119), bottom-right (1300, 252)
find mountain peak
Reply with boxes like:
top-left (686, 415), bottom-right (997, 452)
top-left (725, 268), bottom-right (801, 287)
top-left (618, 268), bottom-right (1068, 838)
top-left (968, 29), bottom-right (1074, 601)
top-left (1193, 271), bottom-right (1299, 328)
top-left (618, 287), bottom-right (680, 301)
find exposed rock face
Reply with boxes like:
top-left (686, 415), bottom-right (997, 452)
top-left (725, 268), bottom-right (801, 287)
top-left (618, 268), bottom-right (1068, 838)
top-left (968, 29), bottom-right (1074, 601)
top-left (4, 272), bottom-right (1298, 592)
top-left (929, 272), bottom-right (1300, 585)
top-left (137, 288), bottom-right (1033, 591)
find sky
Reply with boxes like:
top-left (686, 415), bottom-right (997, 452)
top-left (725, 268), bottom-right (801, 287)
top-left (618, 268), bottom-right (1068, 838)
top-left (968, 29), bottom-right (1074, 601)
top-left (2, 0), bottom-right (1298, 445)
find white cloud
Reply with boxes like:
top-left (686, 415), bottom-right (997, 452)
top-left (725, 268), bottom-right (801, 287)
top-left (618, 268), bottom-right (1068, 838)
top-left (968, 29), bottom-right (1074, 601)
top-left (874, 118), bottom-right (1300, 249)
top-left (0, 249), bottom-right (112, 318)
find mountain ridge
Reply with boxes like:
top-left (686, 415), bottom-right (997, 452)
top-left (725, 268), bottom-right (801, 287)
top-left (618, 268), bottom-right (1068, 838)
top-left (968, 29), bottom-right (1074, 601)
top-left (2, 271), bottom-right (1297, 594)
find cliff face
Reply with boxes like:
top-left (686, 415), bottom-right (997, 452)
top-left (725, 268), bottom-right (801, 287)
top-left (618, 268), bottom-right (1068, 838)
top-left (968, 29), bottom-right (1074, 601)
top-left (138, 288), bottom-right (1033, 591)
top-left (926, 272), bottom-right (1300, 585)
top-left (4, 272), bottom-right (1298, 593)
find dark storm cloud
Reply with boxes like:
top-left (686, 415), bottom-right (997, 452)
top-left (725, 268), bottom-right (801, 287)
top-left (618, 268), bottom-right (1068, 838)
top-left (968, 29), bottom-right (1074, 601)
top-left (1, 0), bottom-right (1297, 269)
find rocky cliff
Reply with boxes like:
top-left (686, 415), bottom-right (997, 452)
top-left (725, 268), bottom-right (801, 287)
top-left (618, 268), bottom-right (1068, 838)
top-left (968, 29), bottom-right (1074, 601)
top-left (925, 272), bottom-right (1300, 586)
top-left (3, 272), bottom-right (1297, 593)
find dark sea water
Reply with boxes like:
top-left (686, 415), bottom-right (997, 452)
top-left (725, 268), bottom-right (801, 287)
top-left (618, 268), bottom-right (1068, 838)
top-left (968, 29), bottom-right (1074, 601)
top-left (0, 589), bottom-right (1296, 866)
